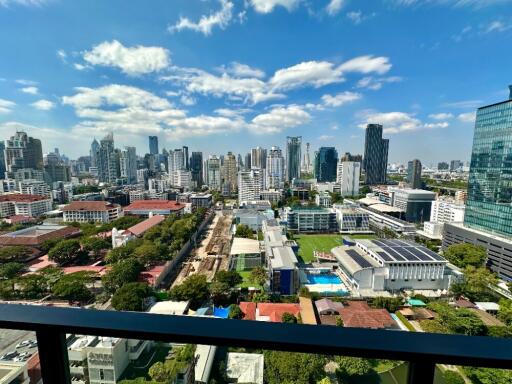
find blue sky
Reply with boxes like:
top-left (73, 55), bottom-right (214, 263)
top-left (0, 0), bottom-right (511, 165)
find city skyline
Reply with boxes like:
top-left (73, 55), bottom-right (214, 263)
top-left (1, 1), bottom-right (512, 163)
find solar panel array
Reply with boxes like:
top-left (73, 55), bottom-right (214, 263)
top-left (370, 239), bottom-right (444, 262)
top-left (346, 249), bottom-right (373, 269)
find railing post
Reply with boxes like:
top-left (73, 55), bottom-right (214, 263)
top-left (36, 329), bottom-right (70, 384)
top-left (407, 361), bottom-right (436, 384)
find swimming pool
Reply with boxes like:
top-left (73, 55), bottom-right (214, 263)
top-left (307, 273), bottom-right (342, 285)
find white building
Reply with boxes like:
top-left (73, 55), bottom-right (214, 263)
top-left (422, 221), bottom-right (444, 239)
top-left (339, 161), bottom-right (360, 197)
top-left (430, 199), bottom-right (465, 223)
top-left (238, 169), bottom-right (263, 203)
top-left (168, 148), bottom-right (186, 174)
top-left (266, 146), bottom-right (285, 189)
top-left (19, 180), bottom-right (50, 197)
top-left (119, 146), bottom-right (137, 184)
top-left (333, 238), bottom-right (456, 294)
top-left (1, 179), bottom-right (17, 193)
top-left (315, 191), bottom-right (332, 207)
top-left (62, 201), bottom-right (123, 223)
top-left (206, 155), bottom-right (221, 191)
top-left (333, 204), bottom-right (370, 233)
top-left (226, 353), bottom-right (264, 384)
top-left (260, 189), bottom-right (282, 204)
top-left (172, 170), bottom-right (192, 190)
top-left (0, 361), bottom-right (30, 384)
top-left (0, 194), bottom-right (52, 218)
top-left (148, 178), bottom-right (170, 194)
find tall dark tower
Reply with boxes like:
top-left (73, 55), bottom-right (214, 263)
top-left (363, 124), bottom-right (388, 185)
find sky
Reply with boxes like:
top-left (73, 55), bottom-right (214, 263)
top-left (1, 0), bottom-right (512, 166)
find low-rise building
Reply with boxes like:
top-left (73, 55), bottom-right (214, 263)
top-left (229, 237), bottom-right (262, 271)
top-left (111, 214), bottom-right (165, 248)
top-left (190, 193), bottom-right (212, 208)
top-left (0, 224), bottom-right (81, 249)
top-left (0, 361), bottom-right (30, 384)
top-left (315, 192), bottom-right (332, 207)
top-left (333, 204), bottom-right (370, 233)
top-left (62, 201), bottom-right (123, 223)
top-left (420, 221), bottom-right (444, 239)
top-left (283, 206), bottom-right (337, 233)
top-left (0, 194), bottom-right (52, 218)
top-left (430, 199), bottom-right (465, 223)
top-left (123, 200), bottom-right (185, 217)
top-left (233, 208), bottom-right (274, 232)
top-left (226, 353), bottom-right (264, 384)
top-left (389, 188), bottom-right (436, 223)
top-left (260, 189), bottom-right (282, 204)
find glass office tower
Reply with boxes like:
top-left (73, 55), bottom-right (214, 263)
top-left (363, 124), bottom-right (389, 185)
top-left (464, 90), bottom-right (512, 237)
top-left (286, 136), bottom-right (302, 182)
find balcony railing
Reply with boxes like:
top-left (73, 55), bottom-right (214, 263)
top-left (0, 303), bottom-right (511, 384)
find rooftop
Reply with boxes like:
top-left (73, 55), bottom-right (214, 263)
top-left (62, 201), bottom-right (118, 211)
top-left (230, 237), bottom-right (261, 255)
top-left (124, 200), bottom-right (185, 211)
top-left (149, 301), bottom-right (190, 315)
top-left (358, 238), bottom-right (446, 263)
top-left (126, 214), bottom-right (165, 236)
top-left (270, 246), bottom-right (298, 269)
top-left (0, 194), bottom-right (50, 203)
top-left (226, 353), bottom-right (264, 384)
top-left (338, 301), bottom-right (396, 329)
top-left (0, 224), bottom-right (81, 246)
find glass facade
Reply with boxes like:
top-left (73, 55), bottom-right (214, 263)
top-left (465, 99), bottom-right (512, 237)
top-left (314, 147), bottom-right (338, 182)
top-left (363, 124), bottom-right (388, 185)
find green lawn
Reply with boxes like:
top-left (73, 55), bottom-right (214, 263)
top-left (237, 270), bottom-right (262, 289)
top-left (295, 234), bottom-right (343, 263)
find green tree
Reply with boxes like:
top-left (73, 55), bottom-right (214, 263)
top-left (102, 258), bottom-right (143, 294)
top-left (330, 192), bottom-right (343, 204)
top-left (0, 246), bottom-right (32, 263)
top-left (335, 356), bottom-right (373, 379)
top-left (0, 262), bottom-right (24, 280)
top-left (214, 270), bottom-right (243, 287)
top-left (235, 224), bottom-right (254, 239)
top-left (229, 304), bottom-right (244, 319)
top-left (317, 378), bottom-right (333, 384)
top-left (498, 299), bottom-right (512, 326)
top-left (452, 266), bottom-right (498, 301)
top-left (264, 351), bottom-right (326, 384)
top-left (52, 271), bottom-right (96, 304)
top-left (148, 361), bottom-right (168, 382)
top-left (168, 274), bottom-right (209, 309)
top-left (281, 312), bottom-right (297, 323)
top-left (132, 242), bottom-right (164, 267)
top-left (444, 243), bottom-right (487, 268)
top-left (17, 274), bottom-right (48, 299)
top-left (372, 296), bottom-right (403, 312)
top-left (249, 266), bottom-right (267, 286)
top-left (82, 237), bottom-right (110, 258)
top-left (111, 282), bottom-right (153, 311)
top-left (443, 370), bottom-right (465, 384)
top-left (40, 237), bottom-right (63, 253)
top-left (48, 239), bottom-right (84, 265)
top-left (464, 367), bottom-right (512, 384)
top-left (210, 280), bottom-right (230, 305)
top-left (336, 316), bottom-right (344, 327)
top-left (104, 239), bottom-right (143, 264)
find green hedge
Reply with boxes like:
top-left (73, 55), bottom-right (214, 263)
top-left (395, 311), bottom-right (416, 332)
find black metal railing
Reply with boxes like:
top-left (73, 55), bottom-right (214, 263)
top-left (0, 303), bottom-right (511, 384)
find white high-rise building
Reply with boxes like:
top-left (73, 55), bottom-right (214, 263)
top-left (266, 146), bottom-right (285, 189)
top-left (207, 155), bottom-right (221, 191)
top-left (238, 169), bottom-right (263, 203)
top-left (251, 147), bottom-right (267, 169)
top-left (119, 146), bottom-right (137, 184)
top-left (168, 149), bottom-right (185, 173)
top-left (172, 170), bottom-right (192, 190)
top-left (430, 200), bottom-right (465, 223)
top-left (339, 161), bottom-right (360, 197)
top-left (19, 180), bottom-right (50, 197)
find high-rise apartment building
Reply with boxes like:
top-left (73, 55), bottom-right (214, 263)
top-left (314, 147), bottom-right (338, 182)
top-left (303, 142), bottom-right (311, 173)
top-left (363, 124), bottom-right (389, 185)
top-left (4, 131), bottom-right (43, 177)
top-left (206, 155), bottom-right (221, 191)
top-left (90, 138), bottom-right (100, 168)
top-left (148, 136), bottom-right (159, 155)
top-left (340, 152), bottom-right (363, 163)
top-left (244, 153), bottom-right (251, 171)
top-left (464, 90), bottom-right (512, 237)
top-left (119, 146), bottom-right (137, 184)
top-left (96, 133), bottom-right (118, 184)
top-left (450, 160), bottom-right (462, 172)
top-left (437, 162), bottom-right (449, 171)
top-left (339, 161), bottom-right (361, 197)
top-left (430, 200), bottom-right (465, 223)
top-left (182, 146), bottom-right (189, 170)
top-left (286, 136), bottom-right (302, 182)
top-left (266, 146), bottom-right (285, 189)
top-left (222, 152), bottom-right (238, 193)
top-left (190, 152), bottom-right (203, 188)
top-left (0, 141), bottom-right (5, 177)
top-left (407, 159), bottom-right (422, 189)
top-left (238, 169), bottom-right (263, 203)
top-left (250, 147), bottom-right (267, 169)
top-left (168, 149), bottom-right (185, 174)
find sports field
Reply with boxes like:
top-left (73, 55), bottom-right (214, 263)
top-left (295, 234), bottom-right (343, 263)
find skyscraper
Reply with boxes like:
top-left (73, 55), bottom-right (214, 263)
top-left (0, 141), bottom-right (5, 178)
top-left (90, 138), bottom-right (100, 168)
top-left (96, 133), bottom-right (117, 183)
top-left (120, 146), bottom-right (137, 184)
top-left (182, 146), bottom-right (189, 170)
top-left (206, 155), bottom-right (221, 191)
top-left (190, 152), bottom-right (203, 188)
top-left (363, 124), bottom-right (389, 185)
top-left (244, 153), bottom-right (251, 171)
top-left (251, 147), bottom-right (267, 169)
top-left (4, 131), bottom-right (43, 176)
top-left (303, 142), bottom-right (311, 173)
top-left (286, 136), bottom-right (302, 182)
top-left (238, 169), bottom-right (263, 203)
top-left (266, 146), bottom-right (285, 189)
top-left (149, 136), bottom-right (159, 155)
top-left (314, 147), bottom-right (338, 182)
top-left (339, 161), bottom-right (361, 197)
top-left (222, 152), bottom-right (238, 193)
top-left (450, 160), bottom-right (462, 172)
top-left (168, 149), bottom-right (185, 173)
top-left (464, 89), bottom-right (512, 237)
top-left (407, 159), bottom-right (422, 189)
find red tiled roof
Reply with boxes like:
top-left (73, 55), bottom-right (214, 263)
top-left (5, 215), bottom-right (37, 224)
top-left (0, 226), bottom-right (81, 247)
top-left (27, 255), bottom-right (57, 272)
top-left (240, 302), bottom-right (257, 321)
top-left (62, 265), bottom-right (109, 276)
top-left (62, 201), bottom-right (118, 211)
top-left (139, 265), bottom-right (166, 286)
top-left (124, 200), bottom-right (184, 211)
top-left (127, 215), bottom-right (165, 236)
top-left (0, 194), bottom-right (50, 203)
top-left (338, 302), bottom-right (396, 329)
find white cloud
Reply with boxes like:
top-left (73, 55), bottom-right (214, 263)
top-left (0, 0), bottom-right (49, 7)
top-left (56, 49), bottom-right (67, 62)
top-left (169, 0), bottom-right (233, 36)
top-left (321, 91), bottom-right (362, 107)
top-left (326, 0), bottom-right (345, 15)
top-left (424, 121), bottom-right (449, 129)
top-left (484, 20), bottom-right (511, 33)
top-left (458, 111), bottom-right (477, 123)
top-left (180, 94), bottom-right (196, 106)
top-left (428, 112), bottom-right (454, 120)
top-left (250, 105), bottom-right (310, 134)
top-left (20, 86), bottom-right (38, 95)
top-left (319, 134), bottom-right (334, 140)
top-left (214, 108), bottom-right (252, 118)
top-left (249, 0), bottom-right (300, 13)
top-left (222, 62), bottom-right (265, 79)
top-left (358, 110), bottom-right (450, 134)
top-left (31, 99), bottom-right (55, 110)
top-left (15, 79), bottom-right (37, 86)
top-left (0, 99), bottom-right (16, 114)
top-left (356, 76), bottom-right (402, 90)
top-left (346, 10), bottom-right (363, 23)
top-left (83, 40), bottom-right (170, 76)
top-left (269, 61), bottom-right (344, 91)
top-left (442, 100), bottom-right (482, 109)
top-left (391, 0), bottom-right (512, 8)
top-left (339, 55), bottom-right (392, 74)
top-left (73, 63), bottom-right (91, 71)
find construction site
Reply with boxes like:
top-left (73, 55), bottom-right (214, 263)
top-left (172, 211), bottom-right (232, 287)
